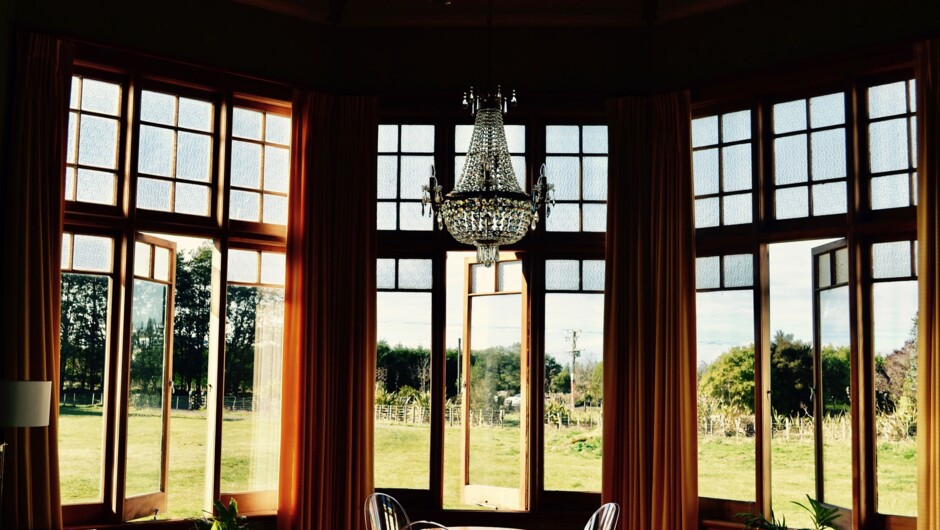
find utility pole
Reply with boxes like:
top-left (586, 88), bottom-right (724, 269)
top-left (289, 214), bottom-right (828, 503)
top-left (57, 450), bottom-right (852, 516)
top-left (565, 329), bottom-right (581, 411)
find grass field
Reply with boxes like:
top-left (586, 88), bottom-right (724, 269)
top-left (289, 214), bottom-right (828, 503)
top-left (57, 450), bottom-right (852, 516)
top-left (59, 407), bottom-right (916, 522)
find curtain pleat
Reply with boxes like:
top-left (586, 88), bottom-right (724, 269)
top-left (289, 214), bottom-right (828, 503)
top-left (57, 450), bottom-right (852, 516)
top-left (916, 38), bottom-right (940, 530)
top-left (0, 33), bottom-right (72, 530)
top-left (602, 92), bottom-right (698, 530)
top-left (278, 91), bottom-right (378, 530)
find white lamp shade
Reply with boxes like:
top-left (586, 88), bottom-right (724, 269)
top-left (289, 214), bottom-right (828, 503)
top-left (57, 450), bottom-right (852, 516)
top-left (0, 380), bottom-right (52, 427)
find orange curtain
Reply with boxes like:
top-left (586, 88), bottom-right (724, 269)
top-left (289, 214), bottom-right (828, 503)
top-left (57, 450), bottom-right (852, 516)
top-left (278, 91), bottom-right (378, 530)
top-left (602, 92), bottom-right (698, 530)
top-left (916, 38), bottom-right (940, 530)
top-left (0, 33), bottom-right (72, 530)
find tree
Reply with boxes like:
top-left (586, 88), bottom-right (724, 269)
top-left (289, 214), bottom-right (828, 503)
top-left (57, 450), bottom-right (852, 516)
top-left (60, 273), bottom-right (108, 393)
top-left (769, 331), bottom-right (814, 417)
top-left (173, 244), bottom-right (212, 394)
top-left (699, 344), bottom-right (756, 411)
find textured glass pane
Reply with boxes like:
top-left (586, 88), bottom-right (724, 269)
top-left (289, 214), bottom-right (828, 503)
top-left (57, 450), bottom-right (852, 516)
top-left (871, 173), bottom-right (909, 210)
top-left (835, 248), bottom-right (849, 284)
top-left (81, 78), bottom-right (121, 116)
top-left (722, 193), bottom-right (752, 225)
top-left (262, 194), bottom-right (288, 225)
top-left (497, 261), bottom-right (522, 292)
top-left (134, 242), bottom-right (150, 277)
top-left (455, 125), bottom-right (474, 152)
top-left (512, 156), bottom-right (527, 190)
top-left (811, 129), bottom-right (846, 181)
top-left (545, 260), bottom-right (579, 291)
top-left (401, 156), bottom-right (434, 200)
top-left (266, 114), bottom-right (291, 146)
top-left (774, 99), bottom-right (807, 134)
top-left (722, 110), bottom-right (751, 143)
top-left (399, 259), bottom-right (433, 289)
top-left (583, 203), bottom-right (606, 232)
top-left (775, 187), bottom-right (809, 219)
top-left (153, 246), bottom-right (170, 282)
top-left (140, 91), bottom-right (176, 125)
top-left (504, 125), bottom-right (525, 153)
top-left (401, 125), bottom-right (434, 152)
top-left (692, 116), bottom-right (718, 148)
top-left (546, 125), bottom-right (579, 153)
top-left (178, 97), bottom-right (213, 132)
top-left (229, 249), bottom-right (259, 283)
top-left (138, 125), bottom-right (174, 177)
top-left (175, 182), bottom-right (209, 216)
top-left (67, 113), bottom-right (78, 164)
top-left (722, 143), bottom-right (751, 192)
top-left (583, 126), bottom-right (608, 154)
top-left (230, 190), bottom-right (260, 222)
top-left (260, 252), bottom-right (286, 286)
top-left (546, 157), bottom-right (579, 200)
top-left (873, 241), bottom-right (911, 279)
top-left (70, 77), bottom-right (80, 109)
top-left (693, 148), bottom-right (719, 196)
top-left (377, 202), bottom-right (396, 230)
top-left (78, 115), bottom-right (118, 169)
top-left (811, 178), bottom-right (846, 215)
top-left (73, 234), bottom-right (113, 272)
top-left (176, 132), bottom-right (211, 182)
top-left (774, 135), bottom-right (808, 185)
top-left (911, 116), bottom-right (918, 168)
top-left (470, 263), bottom-right (495, 293)
top-left (75, 169), bottom-right (116, 205)
top-left (695, 256), bottom-right (720, 290)
top-left (870, 119), bottom-right (909, 173)
top-left (231, 140), bottom-right (262, 189)
top-left (583, 260), bottom-right (605, 291)
top-left (916, 240), bottom-right (919, 276)
top-left (378, 124), bottom-right (398, 152)
top-left (263, 146), bottom-right (290, 192)
top-left (818, 253), bottom-right (832, 288)
top-left (233, 108), bottom-right (263, 140)
top-left (695, 197), bottom-right (719, 228)
top-left (136, 177), bottom-right (171, 211)
top-left (909, 79), bottom-right (917, 112)
top-left (454, 155), bottom-right (466, 179)
top-left (61, 233), bottom-right (73, 269)
top-left (723, 254), bottom-right (753, 288)
top-left (868, 81), bottom-right (907, 119)
top-left (64, 167), bottom-right (76, 201)
top-left (378, 156), bottom-right (398, 199)
top-left (399, 203), bottom-right (432, 231)
top-left (546, 203), bottom-right (579, 232)
top-left (582, 156), bottom-right (607, 200)
top-left (809, 93), bottom-right (845, 128)
top-left (377, 259), bottom-right (396, 289)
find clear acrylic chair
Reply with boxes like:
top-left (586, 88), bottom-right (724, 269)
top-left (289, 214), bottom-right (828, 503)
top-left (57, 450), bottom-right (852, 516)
top-left (583, 502), bottom-right (620, 530)
top-left (364, 492), bottom-right (447, 530)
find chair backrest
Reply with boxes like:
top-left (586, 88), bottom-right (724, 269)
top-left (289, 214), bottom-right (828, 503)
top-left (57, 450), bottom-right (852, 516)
top-left (583, 503), bottom-right (620, 530)
top-left (365, 492), bottom-right (411, 530)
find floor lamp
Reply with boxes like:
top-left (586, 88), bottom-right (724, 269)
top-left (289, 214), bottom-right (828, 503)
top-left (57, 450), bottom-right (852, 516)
top-left (0, 380), bottom-right (53, 525)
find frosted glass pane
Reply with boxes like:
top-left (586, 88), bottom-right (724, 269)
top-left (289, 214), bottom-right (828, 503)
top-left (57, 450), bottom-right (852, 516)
top-left (775, 187), bottom-right (808, 219)
top-left (75, 169), bottom-right (116, 205)
top-left (695, 197), bottom-right (719, 228)
top-left (264, 146), bottom-right (290, 192)
top-left (583, 204), bottom-right (606, 232)
top-left (266, 114), bottom-right (291, 146)
top-left (497, 261), bottom-right (522, 292)
top-left (70, 77), bottom-right (80, 109)
top-left (401, 125), bottom-right (434, 153)
top-left (723, 254), bottom-right (753, 288)
top-left (138, 125), bottom-right (174, 177)
top-left (582, 156), bottom-right (607, 200)
top-left (178, 97), bottom-right (213, 132)
top-left (811, 129), bottom-right (846, 181)
top-left (774, 135), bottom-right (808, 185)
top-left (134, 242), bottom-right (150, 277)
top-left (870, 173), bottom-right (909, 210)
top-left (810, 93), bottom-right (845, 128)
top-left (583, 260), bottom-right (605, 291)
top-left (176, 132), bottom-right (211, 182)
top-left (78, 115), bottom-right (118, 169)
top-left (835, 248), bottom-right (849, 284)
top-left (546, 125), bottom-right (579, 153)
top-left (229, 249), bottom-right (259, 283)
top-left (175, 182), bottom-right (209, 216)
top-left (546, 260), bottom-right (579, 291)
top-left (868, 81), bottom-right (907, 119)
top-left (64, 167), bottom-right (76, 201)
top-left (546, 157), bottom-right (579, 200)
top-left (231, 140), bottom-right (262, 189)
top-left (61, 233), bottom-right (73, 269)
top-left (229, 190), bottom-right (260, 222)
top-left (233, 108), bottom-right (263, 140)
top-left (73, 234), bottom-right (113, 272)
top-left (873, 241), bottom-right (911, 279)
top-left (140, 91), bottom-right (175, 125)
top-left (722, 193), bottom-right (752, 225)
top-left (260, 252), bottom-right (286, 286)
top-left (153, 247), bottom-right (170, 282)
top-left (81, 79), bottom-right (121, 116)
top-left (693, 148), bottom-right (719, 195)
top-left (377, 259), bottom-right (396, 289)
top-left (399, 259), bottom-right (433, 290)
top-left (454, 156), bottom-right (466, 178)
top-left (504, 125), bottom-right (526, 153)
top-left (262, 194), bottom-right (288, 225)
top-left (546, 203), bottom-right (579, 232)
top-left (773, 99), bottom-right (806, 134)
top-left (696, 256), bottom-right (720, 290)
top-left (722, 144), bottom-right (751, 192)
top-left (692, 116), bottom-right (718, 148)
top-left (470, 263), bottom-right (495, 293)
top-left (910, 117), bottom-right (918, 168)
top-left (455, 125), bottom-right (474, 152)
top-left (136, 177), bottom-right (171, 211)
top-left (511, 156), bottom-right (527, 190)
top-left (377, 202), bottom-right (396, 230)
top-left (583, 126), bottom-right (608, 154)
top-left (813, 182), bottom-right (848, 215)
top-left (378, 156), bottom-right (398, 199)
top-left (378, 125), bottom-right (398, 152)
top-left (870, 119), bottom-right (908, 173)
top-left (399, 203), bottom-right (432, 231)
top-left (67, 113), bottom-right (77, 164)
top-left (400, 156), bottom-right (434, 200)
top-left (818, 254), bottom-right (832, 288)
top-left (722, 110), bottom-right (751, 143)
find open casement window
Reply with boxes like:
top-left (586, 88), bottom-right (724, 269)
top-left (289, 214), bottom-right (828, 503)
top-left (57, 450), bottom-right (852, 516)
top-left (122, 233), bottom-right (177, 521)
top-left (460, 254), bottom-right (529, 510)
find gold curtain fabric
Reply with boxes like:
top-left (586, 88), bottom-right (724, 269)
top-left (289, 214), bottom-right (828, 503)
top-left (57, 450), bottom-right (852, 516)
top-left (602, 92), bottom-right (698, 530)
top-left (916, 38), bottom-right (940, 530)
top-left (278, 91), bottom-right (378, 530)
top-left (0, 33), bottom-right (72, 530)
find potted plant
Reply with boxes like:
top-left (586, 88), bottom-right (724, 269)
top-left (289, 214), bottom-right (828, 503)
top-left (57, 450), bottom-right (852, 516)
top-left (738, 495), bottom-right (841, 530)
top-left (192, 498), bottom-right (249, 530)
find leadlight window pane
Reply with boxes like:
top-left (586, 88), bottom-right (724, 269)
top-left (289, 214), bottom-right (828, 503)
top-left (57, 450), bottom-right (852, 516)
top-left (775, 187), bottom-right (809, 219)
top-left (871, 174), bottom-right (910, 210)
top-left (78, 115), bottom-right (118, 169)
top-left (399, 259), bottom-right (433, 290)
top-left (774, 135), bottom-right (809, 185)
top-left (470, 263), bottom-right (495, 294)
top-left (812, 182), bottom-right (847, 216)
top-left (722, 144), bottom-right (751, 192)
top-left (134, 241), bottom-right (151, 277)
top-left (873, 241), bottom-right (913, 279)
top-left (377, 259), bottom-right (396, 289)
top-left (722, 111), bottom-right (750, 143)
top-left (260, 252), bottom-right (286, 286)
top-left (140, 91), bottom-right (176, 125)
top-left (582, 260), bottom-right (605, 291)
top-left (153, 246), bottom-right (170, 282)
top-left (263, 195), bottom-right (289, 225)
top-left (175, 183), bottom-right (210, 216)
top-left (834, 247), bottom-right (849, 284)
top-left (75, 169), bottom-right (116, 205)
top-left (72, 234), bottom-right (114, 273)
top-left (773, 99), bottom-right (807, 134)
top-left (811, 129), bottom-right (847, 181)
top-left (232, 107), bottom-right (263, 140)
top-left (866, 79), bottom-right (917, 211)
top-left (819, 254), bottom-right (832, 287)
top-left (546, 125), bottom-right (579, 153)
top-left (693, 149), bottom-right (719, 195)
top-left (266, 114), bottom-right (291, 146)
top-left (229, 249), bottom-right (259, 283)
top-left (693, 109), bottom-right (754, 229)
top-left (868, 81), bottom-right (908, 119)
top-left (378, 124), bottom-right (398, 152)
top-left (380, 124), bottom-right (435, 232)
top-left (228, 107), bottom-right (291, 226)
top-left (61, 233), bottom-right (73, 269)
top-left (544, 124), bottom-right (607, 233)
top-left (176, 132), bottom-right (211, 182)
top-left (582, 126), bottom-right (608, 153)
top-left (498, 261), bottom-right (522, 292)
top-left (178, 97), bottom-right (213, 132)
top-left (545, 260), bottom-right (579, 291)
top-left (696, 256), bottom-right (720, 290)
top-left (546, 203), bottom-right (579, 232)
top-left (692, 115), bottom-right (718, 147)
top-left (723, 254), bottom-right (753, 288)
top-left (810, 93), bottom-right (845, 128)
top-left (722, 193), bottom-right (752, 225)
top-left (230, 190), bottom-right (260, 222)
top-left (67, 76), bottom-right (122, 207)
top-left (695, 198), bottom-right (720, 228)
top-left (870, 119), bottom-right (909, 173)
